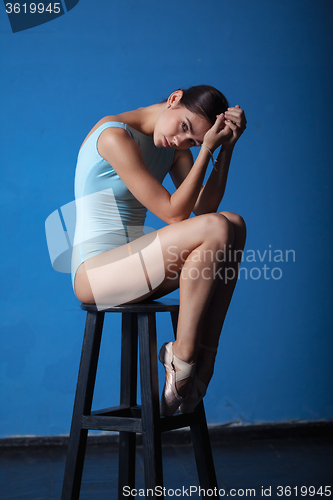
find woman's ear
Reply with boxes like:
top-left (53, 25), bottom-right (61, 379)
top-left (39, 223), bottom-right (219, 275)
top-left (168, 89), bottom-right (184, 107)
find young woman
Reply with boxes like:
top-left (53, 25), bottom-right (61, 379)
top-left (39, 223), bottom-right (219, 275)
top-left (71, 85), bottom-right (247, 416)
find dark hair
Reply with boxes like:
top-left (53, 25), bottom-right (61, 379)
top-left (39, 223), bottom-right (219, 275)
top-left (177, 85), bottom-right (229, 126)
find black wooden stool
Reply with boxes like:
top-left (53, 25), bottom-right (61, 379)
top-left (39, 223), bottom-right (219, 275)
top-left (61, 298), bottom-right (219, 499)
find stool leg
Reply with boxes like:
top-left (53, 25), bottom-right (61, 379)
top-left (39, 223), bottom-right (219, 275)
top-left (138, 312), bottom-right (164, 495)
top-left (170, 311), bottom-right (219, 497)
top-left (118, 313), bottom-right (138, 499)
top-left (190, 402), bottom-right (219, 496)
top-left (61, 310), bottom-right (105, 500)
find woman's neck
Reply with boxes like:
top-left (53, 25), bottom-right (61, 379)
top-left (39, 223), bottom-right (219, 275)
top-left (113, 103), bottom-right (164, 136)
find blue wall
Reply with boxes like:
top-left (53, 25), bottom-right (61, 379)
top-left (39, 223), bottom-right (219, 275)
top-left (0, 0), bottom-right (332, 437)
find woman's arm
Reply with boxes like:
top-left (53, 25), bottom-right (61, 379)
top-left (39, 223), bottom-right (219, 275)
top-left (171, 106), bottom-right (247, 215)
top-left (170, 146), bottom-right (233, 215)
top-left (192, 145), bottom-right (234, 215)
top-left (97, 116), bottom-right (227, 224)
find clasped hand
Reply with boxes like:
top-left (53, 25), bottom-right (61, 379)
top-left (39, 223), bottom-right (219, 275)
top-left (203, 105), bottom-right (247, 152)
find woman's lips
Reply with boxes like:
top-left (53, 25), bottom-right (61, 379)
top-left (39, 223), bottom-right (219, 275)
top-left (163, 136), bottom-right (171, 148)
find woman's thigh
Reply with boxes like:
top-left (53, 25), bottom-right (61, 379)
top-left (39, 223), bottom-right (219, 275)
top-left (74, 212), bottom-right (231, 308)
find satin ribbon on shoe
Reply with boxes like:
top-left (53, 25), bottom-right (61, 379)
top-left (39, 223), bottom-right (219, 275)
top-left (158, 342), bottom-right (196, 417)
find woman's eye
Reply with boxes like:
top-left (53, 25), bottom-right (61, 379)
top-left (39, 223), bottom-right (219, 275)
top-left (182, 122), bottom-right (196, 146)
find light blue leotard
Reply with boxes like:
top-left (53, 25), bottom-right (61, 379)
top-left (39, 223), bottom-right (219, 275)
top-left (71, 122), bottom-right (175, 290)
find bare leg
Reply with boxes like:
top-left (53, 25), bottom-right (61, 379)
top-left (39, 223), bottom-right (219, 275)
top-left (75, 212), bottom-right (235, 396)
top-left (194, 211), bottom-right (247, 389)
top-left (168, 215), bottom-right (234, 364)
top-left (75, 211), bottom-right (243, 399)
top-left (148, 212), bottom-right (245, 397)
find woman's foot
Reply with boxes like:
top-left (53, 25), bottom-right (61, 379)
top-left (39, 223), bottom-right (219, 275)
top-left (158, 342), bottom-right (196, 416)
top-left (180, 343), bottom-right (217, 413)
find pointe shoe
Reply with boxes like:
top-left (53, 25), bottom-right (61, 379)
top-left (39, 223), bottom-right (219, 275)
top-left (180, 374), bottom-right (207, 413)
top-left (180, 343), bottom-right (217, 414)
top-left (158, 342), bottom-right (196, 417)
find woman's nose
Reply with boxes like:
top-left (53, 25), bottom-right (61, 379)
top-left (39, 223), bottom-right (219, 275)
top-left (173, 135), bottom-right (187, 148)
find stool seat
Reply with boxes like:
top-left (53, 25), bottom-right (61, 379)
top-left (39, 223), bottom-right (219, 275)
top-left (61, 298), bottom-right (219, 499)
top-left (81, 298), bottom-right (180, 313)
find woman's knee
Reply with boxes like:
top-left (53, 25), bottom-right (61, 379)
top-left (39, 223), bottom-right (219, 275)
top-left (200, 212), bottom-right (234, 248)
top-left (220, 211), bottom-right (246, 248)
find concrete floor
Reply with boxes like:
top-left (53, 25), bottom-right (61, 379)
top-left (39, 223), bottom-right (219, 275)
top-left (1, 431), bottom-right (332, 499)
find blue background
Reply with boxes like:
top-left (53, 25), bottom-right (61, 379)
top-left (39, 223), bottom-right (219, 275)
top-left (0, 0), bottom-right (332, 438)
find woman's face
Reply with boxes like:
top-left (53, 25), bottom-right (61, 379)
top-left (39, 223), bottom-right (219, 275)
top-left (154, 94), bottom-right (211, 150)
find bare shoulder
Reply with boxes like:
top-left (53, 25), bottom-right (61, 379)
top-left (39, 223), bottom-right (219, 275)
top-left (97, 125), bottom-right (139, 160)
top-left (79, 114), bottom-right (124, 152)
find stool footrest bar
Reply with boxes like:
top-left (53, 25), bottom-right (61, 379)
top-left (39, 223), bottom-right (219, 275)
top-left (91, 404), bottom-right (141, 418)
top-left (160, 411), bottom-right (201, 432)
top-left (87, 405), bottom-right (201, 433)
top-left (82, 415), bottom-right (142, 433)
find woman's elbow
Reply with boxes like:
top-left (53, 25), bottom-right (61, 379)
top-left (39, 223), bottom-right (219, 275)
top-left (167, 214), bottom-right (189, 224)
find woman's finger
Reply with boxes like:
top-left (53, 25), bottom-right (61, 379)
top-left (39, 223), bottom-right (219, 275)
top-left (218, 125), bottom-right (233, 139)
top-left (228, 106), bottom-right (247, 124)
top-left (210, 114), bottom-right (227, 134)
top-left (228, 104), bottom-right (241, 111)
top-left (227, 106), bottom-right (242, 112)
top-left (224, 119), bottom-right (237, 131)
top-left (225, 113), bottom-right (247, 131)
top-left (225, 109), bottom-right (241, 118)
top-left (225, 108), bottom-right (244, 118)
top-left (213, 113), bottom-right (225, 128)
top-left (224, 115), bottom-right (241, 128)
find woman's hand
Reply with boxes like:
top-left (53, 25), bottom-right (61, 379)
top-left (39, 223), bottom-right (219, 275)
top-left (203, 105), bottom-right (247, 152)
top-left (222, 105), bottom-right (247, 150)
